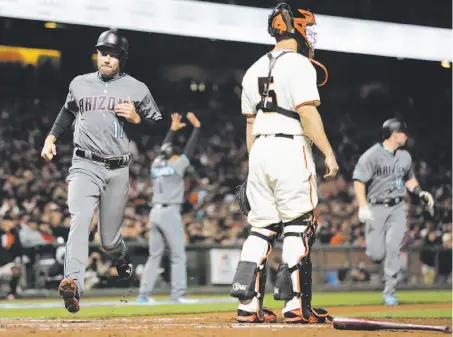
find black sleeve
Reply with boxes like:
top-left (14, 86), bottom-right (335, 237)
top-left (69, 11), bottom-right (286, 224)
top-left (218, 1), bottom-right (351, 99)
top-left (49, 107), bottom-right (76, 140)
top-left (162, 129), bottom-right (176, 145)
top-left (139, 117), bottom-right (161, 132)
top-left (183, 127), bottom-right (200, 159)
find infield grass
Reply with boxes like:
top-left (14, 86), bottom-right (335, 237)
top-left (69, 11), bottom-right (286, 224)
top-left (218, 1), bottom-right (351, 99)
top-left (0, 290), bottom-right (450, 319)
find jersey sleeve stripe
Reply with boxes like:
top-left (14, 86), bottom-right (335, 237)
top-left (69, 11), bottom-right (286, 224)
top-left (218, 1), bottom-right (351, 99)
top-left (295, 100), bottom-right (320, 110)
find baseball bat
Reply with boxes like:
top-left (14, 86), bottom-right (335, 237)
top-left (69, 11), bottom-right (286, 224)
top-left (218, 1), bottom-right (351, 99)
top-left (333, 317), bottom-right (452, 333)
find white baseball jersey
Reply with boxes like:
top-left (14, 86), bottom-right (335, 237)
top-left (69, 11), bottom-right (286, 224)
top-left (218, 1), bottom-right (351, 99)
top-left (241, 49), bottom-right (320, 136)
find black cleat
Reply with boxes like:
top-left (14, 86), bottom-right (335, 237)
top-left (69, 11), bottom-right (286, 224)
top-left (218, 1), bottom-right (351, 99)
top-left (115, 254), bottom-right (133, 279)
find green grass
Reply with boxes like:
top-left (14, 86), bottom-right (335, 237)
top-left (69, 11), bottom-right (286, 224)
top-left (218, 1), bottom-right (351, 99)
top-left (0, 290), bottom-right (450, 319)
top-left (350, 308), bottom-right (452, 319)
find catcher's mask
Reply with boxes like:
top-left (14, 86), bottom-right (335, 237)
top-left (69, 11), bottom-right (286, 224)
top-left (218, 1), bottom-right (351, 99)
top-left (268, 3), bottom-right (328, 86)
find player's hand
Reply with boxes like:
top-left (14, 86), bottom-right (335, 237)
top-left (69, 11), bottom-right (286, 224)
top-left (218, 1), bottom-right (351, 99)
top-left (419, 191), bottom-right (434, 209)
top-left (41, 136), bottom-right (57, 161)
top-left (358, 205), bottom-right (373, 223)
top-left (186, 112), bottom-right (201, 127)
top-left (114, 97), bottom-right (141, 124)
top-left (170, 113), bottom-right (186, 131)
top-left (323, 153), bottom-right (339, 180)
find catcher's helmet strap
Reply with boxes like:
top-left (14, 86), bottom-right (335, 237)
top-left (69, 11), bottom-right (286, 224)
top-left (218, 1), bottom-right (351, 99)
top-left (256, 51), bottom-right (300, 121)
top-left (308, 58), bottom-right (328, 87)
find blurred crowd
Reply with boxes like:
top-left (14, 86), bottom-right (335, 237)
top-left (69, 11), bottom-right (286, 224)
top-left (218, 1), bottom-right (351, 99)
top-left (0, 59), bottom-right (451, 297)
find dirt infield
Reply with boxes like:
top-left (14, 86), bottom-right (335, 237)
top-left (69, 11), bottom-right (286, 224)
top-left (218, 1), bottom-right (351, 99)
top-left (0, 303), bottom-right (451, 337)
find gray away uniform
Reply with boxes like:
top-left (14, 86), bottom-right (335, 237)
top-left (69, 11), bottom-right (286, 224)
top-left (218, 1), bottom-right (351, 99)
top-left (139, 126), bottom-right (200, 300)
top-left (59, 72), bottom-right (162, 294)
top-left (353, 143), bottom-right (414, 297)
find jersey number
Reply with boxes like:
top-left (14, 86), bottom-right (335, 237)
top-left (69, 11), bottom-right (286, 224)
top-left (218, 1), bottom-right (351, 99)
top-left (258, 77), bottom-right (278, 110)
top-left (113, 121), bottom-right (125, 138)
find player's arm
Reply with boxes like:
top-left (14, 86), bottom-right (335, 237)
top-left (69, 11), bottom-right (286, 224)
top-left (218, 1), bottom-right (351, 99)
top-left (41, 83), bottom-right (78, 161)
top-left (241, 76), bottom-right (257, 153)
top-left (118, 90), bottom-right (162, 130)
top-left (297, 105), bottom-right (338, 179)
top-left (160, 112), bottom-right (186, 150)
top-left (353, 180), bottom-right (368, 207)
top-left (245, 115), bottom-right (256, 153)
top-left (354, 179), bottom-right (373, 222)
top-left (290, 57), bottom-right (338, 179)
top-left (183, 112), bottom-right (201, 159)
top-left (404, 159), bottom-right (434, 210)
top-left (352, 154), bottom-right (374, 222)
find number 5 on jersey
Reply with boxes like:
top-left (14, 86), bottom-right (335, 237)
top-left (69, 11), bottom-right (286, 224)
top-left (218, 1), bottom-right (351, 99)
top-left (113, 121), bottom-right (125, 138)
top-left (258, 76), bottom-right (278, 112)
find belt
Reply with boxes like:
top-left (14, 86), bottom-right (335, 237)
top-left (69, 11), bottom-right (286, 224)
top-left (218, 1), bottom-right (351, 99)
top-left (255, 133), bottom-right (299, 139)
top-left (75, 149), bottom-right (130, 169)
top-left (368, 197), bottom-right (404, 207)
top-left (153, 203), bottom-right (179, 208)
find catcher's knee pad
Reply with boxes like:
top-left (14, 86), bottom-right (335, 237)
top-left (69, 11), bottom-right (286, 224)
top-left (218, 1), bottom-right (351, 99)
top-left (274, 213), bottom-right (317, 320)
top-left (230, 224), bottom-right (281, 300)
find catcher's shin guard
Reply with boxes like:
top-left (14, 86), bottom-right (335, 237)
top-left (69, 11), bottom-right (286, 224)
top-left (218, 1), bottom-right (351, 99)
top-left (277, 213), bottom-right (333, 323)
top-left (283, 258), bottom-right (332, 323)
top-left (231, 225), bottom-right (281, 320)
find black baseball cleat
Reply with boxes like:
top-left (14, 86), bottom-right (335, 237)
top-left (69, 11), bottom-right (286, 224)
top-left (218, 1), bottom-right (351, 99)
top-left (58, 278), bottom-right (80, 313)
top-left (115, 254), bottom-right (133, 279)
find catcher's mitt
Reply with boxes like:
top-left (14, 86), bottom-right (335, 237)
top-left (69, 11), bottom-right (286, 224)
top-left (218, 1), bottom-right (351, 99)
top-left (235, 181), bottom-right (251, 216)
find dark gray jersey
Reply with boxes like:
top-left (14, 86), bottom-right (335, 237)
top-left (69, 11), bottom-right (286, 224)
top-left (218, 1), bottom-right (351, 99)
top-left (151, 155), bottom-right (190, 204)
top-left (353, 143), bottom-right (414, 200)
top-left (65, 72), bottom-right (162, 156)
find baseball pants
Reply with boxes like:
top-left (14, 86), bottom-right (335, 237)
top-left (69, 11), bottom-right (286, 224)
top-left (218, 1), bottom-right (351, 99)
top-left (238, 134), bottom-right (316, 314)
top-left (246, 134), bottom-right (318, 227)
top-left (365, 203), bottom-right (406, 297)
top-left (64, 156), bottom-right (129, 295)
top-left (139, 204), bottom-right (187, 300)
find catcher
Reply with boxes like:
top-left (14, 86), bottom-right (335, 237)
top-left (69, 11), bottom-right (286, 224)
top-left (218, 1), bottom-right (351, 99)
top-left (231, 3), bottom-right (338, 324)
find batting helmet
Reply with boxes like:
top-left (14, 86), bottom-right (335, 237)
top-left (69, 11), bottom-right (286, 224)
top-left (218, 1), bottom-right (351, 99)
top-left (159, 143), bottom-right (182, 160)
top-left (381, 118), bottom-right (408, 140)
top-left (95, 30), bottom-right (129, 68)
top-left (159, 143), bottom-right (174, 159)
top-left (267, 3), bottom-right (328, 86)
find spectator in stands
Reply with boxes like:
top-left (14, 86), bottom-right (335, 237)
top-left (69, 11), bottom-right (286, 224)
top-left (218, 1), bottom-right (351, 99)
top-left (0, 213), bottom-right (23, 299)
top-left (437, 223), bottom-right (452, 284)
top-left (419, 230), bottom-right (441, 285)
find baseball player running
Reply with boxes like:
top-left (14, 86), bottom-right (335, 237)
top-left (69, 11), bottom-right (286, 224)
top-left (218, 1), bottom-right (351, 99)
top-left (353, 118), bottom-right (434, 306)
top-left (136, 112), bottom-right (200, 304)
top-left (230, 3), bottom-right (338, 324)
top-left (40, 30), bottom-right (162, 313)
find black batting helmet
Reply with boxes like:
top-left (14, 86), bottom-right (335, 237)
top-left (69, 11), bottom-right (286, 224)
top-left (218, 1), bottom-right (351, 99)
top-left (95, 30), bottom-right (129, 68)
top-left (159, 143), bottom-right (174, 159)
top-left (159, 143), bottom-right (182, 160)
top-left (381, 118), bottom-right (408, 140)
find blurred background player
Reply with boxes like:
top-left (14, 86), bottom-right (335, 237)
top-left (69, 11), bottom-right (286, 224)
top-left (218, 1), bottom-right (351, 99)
top-left (353, 118), bottom-right (435, 306)
top-left (137, 112), bottom-right (201, 304)
top-left (230, 3), bottom-right (338, 323)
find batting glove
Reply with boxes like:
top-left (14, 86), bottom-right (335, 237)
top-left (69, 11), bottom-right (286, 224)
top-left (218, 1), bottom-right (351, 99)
top-left (358, 206), bottom-right (373, 223)
top-left (419, 191), bottom-right (434, 209)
